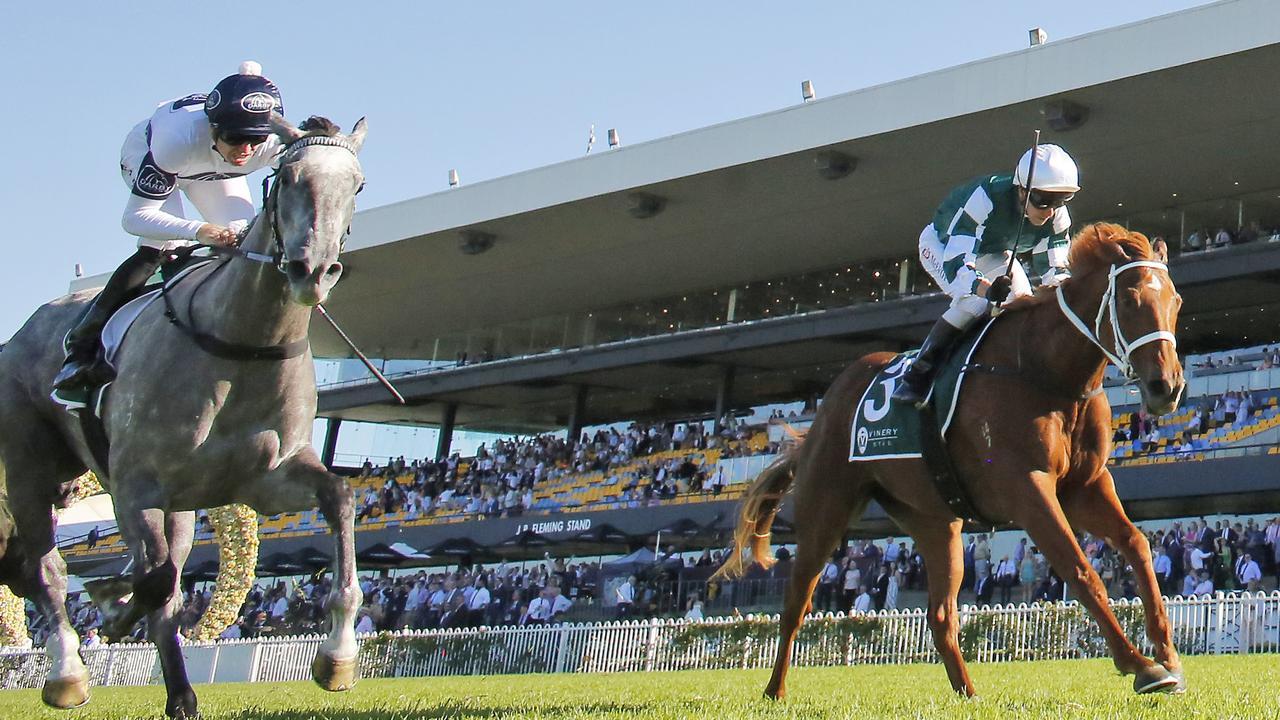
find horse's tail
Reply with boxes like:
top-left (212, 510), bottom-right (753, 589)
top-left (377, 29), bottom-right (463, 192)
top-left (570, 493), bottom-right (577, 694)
top-left (712, 437), bottom-right (803, 581)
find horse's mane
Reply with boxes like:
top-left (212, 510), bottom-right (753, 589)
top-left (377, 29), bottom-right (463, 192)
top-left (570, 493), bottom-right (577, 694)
top-left (296, 116), bottom-right (341, 137)
top-left (1002, 222), bottom-right (1153, 312)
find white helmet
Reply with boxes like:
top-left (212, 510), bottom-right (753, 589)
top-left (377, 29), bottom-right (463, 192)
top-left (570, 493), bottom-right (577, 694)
top-left (1014, 144), bottom-right (1080, 192)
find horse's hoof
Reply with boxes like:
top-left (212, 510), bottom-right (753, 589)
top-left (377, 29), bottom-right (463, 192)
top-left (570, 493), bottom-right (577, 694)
top-left (1134, 664), bottom-right (1180, 694)
top-left (42, 674), bottom-right (90, 709)
top-left (311, 653), bottom-right (357, 692)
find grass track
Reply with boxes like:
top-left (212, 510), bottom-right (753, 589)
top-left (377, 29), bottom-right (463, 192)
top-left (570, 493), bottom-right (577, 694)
top-left (1, 655), bottom-right (1278, 719)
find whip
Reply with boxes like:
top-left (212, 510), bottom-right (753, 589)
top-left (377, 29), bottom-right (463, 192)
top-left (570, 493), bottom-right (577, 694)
top-left (315, 304), bottom-right (406, 404)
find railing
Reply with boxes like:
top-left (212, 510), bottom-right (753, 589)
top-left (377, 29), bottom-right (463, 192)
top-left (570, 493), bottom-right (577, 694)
top-left (2, 591), bottom-right (1276, 689)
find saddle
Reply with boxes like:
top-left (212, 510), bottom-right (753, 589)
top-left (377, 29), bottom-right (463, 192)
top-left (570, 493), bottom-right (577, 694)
top-left (849, 318), bottom-right (1011, 528)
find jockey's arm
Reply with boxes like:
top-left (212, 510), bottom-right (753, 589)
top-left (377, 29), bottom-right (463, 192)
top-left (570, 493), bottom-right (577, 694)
top-left (122, 190), bottom-right (206, 241)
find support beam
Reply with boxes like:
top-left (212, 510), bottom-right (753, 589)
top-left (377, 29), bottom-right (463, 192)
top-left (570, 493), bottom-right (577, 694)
top-left (714, 365), bottom-right (736, 431)
top-left (436, 403), bottom-right (458, 460)
top-left (320, 418), bottom-right (342, 469)
top-left (567, 385), bottom-right (588, 443)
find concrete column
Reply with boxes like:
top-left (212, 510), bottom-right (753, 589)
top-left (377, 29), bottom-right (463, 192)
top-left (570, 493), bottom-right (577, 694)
top-left (567, 385), bottom-right (588, 443)
top-left (714, 365), bottom-right (736, 431)
top-left (435, 403), bottom-right (458, 460)
top-left (320, 418), bottom-right (342, 469)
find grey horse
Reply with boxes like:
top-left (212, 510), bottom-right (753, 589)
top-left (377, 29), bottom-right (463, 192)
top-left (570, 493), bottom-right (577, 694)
top-left (0, 114), bottom-right (367, 718)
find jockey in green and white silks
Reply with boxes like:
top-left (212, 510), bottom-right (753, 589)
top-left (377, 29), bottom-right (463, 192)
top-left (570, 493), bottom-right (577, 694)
top-left (892, 144), bottom-right (1081, 406)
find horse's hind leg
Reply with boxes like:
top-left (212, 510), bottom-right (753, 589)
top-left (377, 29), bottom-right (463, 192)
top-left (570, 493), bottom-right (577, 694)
top-left (1062, 470), bottom-right (1182, 685)
top-left (884, 507), bottom-right (975, 697)
top-left (764, 456), bottom-right (869, 700)
top-left (1015, 478), bottom-right (1177, 694)
top-left (3, 456), bottom-right (90, 709)
top-left (147, 511), bottom-right (197, 719)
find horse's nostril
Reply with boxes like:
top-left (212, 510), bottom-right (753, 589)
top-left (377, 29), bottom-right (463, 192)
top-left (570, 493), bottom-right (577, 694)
top-left (325, 261), bottom-right (343, 278)
top-left (286, 260), bottom-right (311, 283)
top-left (1147, 378), bottom-right (1173, 398)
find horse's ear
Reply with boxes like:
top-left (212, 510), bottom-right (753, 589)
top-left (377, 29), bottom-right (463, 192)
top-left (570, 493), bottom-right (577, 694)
top-left (346, 117), bottom-right (368, 153)
top-left (270, 112), bottom-right (306, 144)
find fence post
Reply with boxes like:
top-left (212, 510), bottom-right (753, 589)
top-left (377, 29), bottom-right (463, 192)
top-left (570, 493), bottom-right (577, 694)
top-left (102, 645), bottom-right (116, 687)
top-left (554, 625), bottom-right (572, 673)
top-left (643, 619), bottom-right (660, 672)
top-left (247, 639), bottom-right (264, 683)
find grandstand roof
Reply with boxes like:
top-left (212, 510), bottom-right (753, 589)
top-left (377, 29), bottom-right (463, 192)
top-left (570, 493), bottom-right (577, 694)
top-left (314, 0), bottom-right (1280, 360)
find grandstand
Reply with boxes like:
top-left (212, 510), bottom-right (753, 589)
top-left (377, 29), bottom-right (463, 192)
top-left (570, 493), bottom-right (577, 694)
top-left (60, 0), bottom-right (1280, 578)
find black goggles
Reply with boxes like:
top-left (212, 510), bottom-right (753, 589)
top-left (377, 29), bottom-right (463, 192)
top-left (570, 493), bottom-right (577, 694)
top-left (219, 131), bottom-right (271, 147)
top-left (1027, 189), bottom-right (1075, 210)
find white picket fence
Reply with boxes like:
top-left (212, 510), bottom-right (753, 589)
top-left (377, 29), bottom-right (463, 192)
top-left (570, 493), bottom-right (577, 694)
top-left (2, 591), bottom-right (1277, 690)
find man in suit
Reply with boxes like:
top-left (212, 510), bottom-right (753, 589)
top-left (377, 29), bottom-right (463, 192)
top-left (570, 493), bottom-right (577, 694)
top-left (974, 571), bottom-right (995, 604)
top-left (871, 563), bottom-right (892, 611)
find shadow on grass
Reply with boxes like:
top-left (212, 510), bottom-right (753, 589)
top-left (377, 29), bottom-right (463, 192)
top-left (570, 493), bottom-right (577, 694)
top-left (224, 699), bottom-right (655, 720)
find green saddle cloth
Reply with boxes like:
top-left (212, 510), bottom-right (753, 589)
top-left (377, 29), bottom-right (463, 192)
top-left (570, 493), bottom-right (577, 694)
top-left (848, 319), bottom-right (996, 461)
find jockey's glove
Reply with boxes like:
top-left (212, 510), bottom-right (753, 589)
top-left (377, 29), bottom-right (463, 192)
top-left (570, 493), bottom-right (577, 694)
top-left (1040, 268), bottom-right (1071, 288)
top-left (987, 275), bottom-right (1013, 304)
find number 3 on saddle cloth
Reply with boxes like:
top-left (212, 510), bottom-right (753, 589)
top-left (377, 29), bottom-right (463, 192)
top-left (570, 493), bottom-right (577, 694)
top-left (849, 318), bottom-right (1006, 527)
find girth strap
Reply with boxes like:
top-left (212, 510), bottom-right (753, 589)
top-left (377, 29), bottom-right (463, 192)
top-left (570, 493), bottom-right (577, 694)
top-left (917, 402), bottom-right (1007, 530)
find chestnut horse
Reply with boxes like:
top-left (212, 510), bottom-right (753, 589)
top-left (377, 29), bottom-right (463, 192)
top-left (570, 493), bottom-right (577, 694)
top-left (716, 222), bottom-right (1185, 698)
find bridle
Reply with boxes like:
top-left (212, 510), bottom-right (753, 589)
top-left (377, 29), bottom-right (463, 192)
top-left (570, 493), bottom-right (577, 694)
top-left (160, 132), bottom-right (362, 361)
top-left (255, 134), bottom-right (363, 272)
top-left (1056, 259), bottom-right (1178, 380)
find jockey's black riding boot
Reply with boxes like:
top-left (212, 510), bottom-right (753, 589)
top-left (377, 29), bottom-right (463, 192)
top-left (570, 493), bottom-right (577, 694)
top-left (891, 318), bottom-right (965, 407)
top-left (52, 246), bottom-right (164, 391)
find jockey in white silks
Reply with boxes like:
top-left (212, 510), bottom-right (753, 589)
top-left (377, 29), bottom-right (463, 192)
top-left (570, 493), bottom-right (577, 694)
top-left (892, 144), bottom-right (1081, 406)
top-left (54, 61), bottom-right (284, 392)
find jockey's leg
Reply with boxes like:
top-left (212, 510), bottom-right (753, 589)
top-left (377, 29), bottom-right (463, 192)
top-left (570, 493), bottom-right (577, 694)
top-left (893, 240), bottom-right (1002, 406)
top-left (53, 246), bottom-right (164, 391)
top-left (891, 308), bottom-right (974, 406)
top-left (1061, 470), bottom-right (1183, 683)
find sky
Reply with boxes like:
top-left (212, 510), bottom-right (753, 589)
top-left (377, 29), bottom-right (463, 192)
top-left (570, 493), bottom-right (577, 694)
top-left (0, 1), bottom-right (1218, 344)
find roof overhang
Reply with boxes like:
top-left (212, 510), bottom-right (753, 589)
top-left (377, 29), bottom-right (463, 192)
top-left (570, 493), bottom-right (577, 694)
top-left (312, 0), bottom-right (1280, 358)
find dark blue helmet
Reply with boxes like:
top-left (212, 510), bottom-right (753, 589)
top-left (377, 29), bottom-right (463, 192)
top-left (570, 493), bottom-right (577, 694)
top-left (204, 62), bottom-right (283, 135)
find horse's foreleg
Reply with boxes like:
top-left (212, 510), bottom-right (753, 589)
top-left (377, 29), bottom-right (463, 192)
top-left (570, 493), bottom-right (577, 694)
top-left (298, 460), bottom-right (360, 692)
top-left (106, 503), bottom-right (179, 641)
top-left (148, 511), bottom-right (197, 720)
top-left (1017, 480), bottom-right (1177, 693)
top-left (1062, 473), bottom-right (1182, 683)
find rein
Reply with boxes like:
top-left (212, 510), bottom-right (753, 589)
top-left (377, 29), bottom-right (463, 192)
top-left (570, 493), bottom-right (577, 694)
top-left (1056, 260), bottom-right (1177, 380)
top-left (160, 132), bottom-right (361, 362)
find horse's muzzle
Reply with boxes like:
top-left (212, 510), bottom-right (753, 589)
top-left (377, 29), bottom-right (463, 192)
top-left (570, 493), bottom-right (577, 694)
top-left (1142, 376), bottom-right (1184, 416)
top-left (286, 259), bottom-right (343, 305)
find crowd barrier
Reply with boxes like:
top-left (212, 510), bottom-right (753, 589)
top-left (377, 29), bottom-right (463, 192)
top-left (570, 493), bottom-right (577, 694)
top-left (2, 591), bottom-right (1276, 689)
